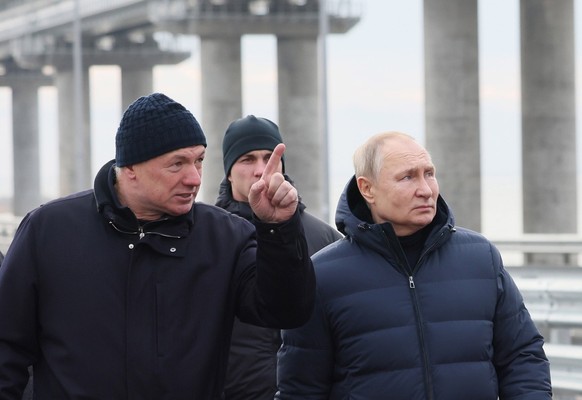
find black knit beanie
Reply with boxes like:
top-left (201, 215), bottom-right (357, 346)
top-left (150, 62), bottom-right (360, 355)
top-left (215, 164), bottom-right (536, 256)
top-left (115, 93), bottom-right (207, 167)
top-left (222, 115), bottom-right (285, 176)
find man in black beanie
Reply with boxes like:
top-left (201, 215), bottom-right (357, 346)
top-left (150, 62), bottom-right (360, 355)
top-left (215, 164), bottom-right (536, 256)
top-left (0, 93), bottom-right (315, 399)
top-left (217, 115), bottom-right (342, 400)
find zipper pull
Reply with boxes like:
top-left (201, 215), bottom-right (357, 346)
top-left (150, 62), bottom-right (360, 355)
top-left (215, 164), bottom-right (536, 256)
top-left (409, 276), bottom-right (415, 289)
top-left (139, 228), bottom-right (145, 239)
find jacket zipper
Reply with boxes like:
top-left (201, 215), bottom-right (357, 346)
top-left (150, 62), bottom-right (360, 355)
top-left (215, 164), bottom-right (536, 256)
top-left (404, 225), bottom-right (454, 400)
top-left (109, 221), bottom-right (182, 239)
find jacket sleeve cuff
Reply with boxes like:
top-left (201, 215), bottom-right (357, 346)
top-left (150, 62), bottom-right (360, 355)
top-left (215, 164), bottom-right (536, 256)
top-left (252, 208), bottom-right (303, 244)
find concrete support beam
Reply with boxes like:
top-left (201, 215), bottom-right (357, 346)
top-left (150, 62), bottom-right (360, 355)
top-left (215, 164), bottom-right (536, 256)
top-left (113, 33), bottom-right (189, 110)
top-left (199, 36), bottom-right (242, 203)
top-left (520, 0), bottom-right (577, 265)
top-left (424, 0), bottom-right (481, 231)
top-left (0, 62), bottom-right (52, 216)
top-left (54, 66), bottom-right (92, 196)
top-left (120, 66), bottom-right (154, 111)
top-left (277, 36), bottom-right (324, 220)
top-left (11, 74), bottom-right (43, 215)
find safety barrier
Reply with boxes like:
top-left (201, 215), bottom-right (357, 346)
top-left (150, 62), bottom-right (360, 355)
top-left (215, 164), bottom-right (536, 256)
top-left (507, 266), bottom-right (582, 332)
top-left (544, 344), bottom-right (582, 397)
top-left (507, 266), bottom-right (582, 399)
top-left (0, 214), bottom-right (21, 254)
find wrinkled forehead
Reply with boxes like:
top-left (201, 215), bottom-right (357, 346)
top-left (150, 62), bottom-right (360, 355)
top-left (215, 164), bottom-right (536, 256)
top-left (381, 139), bottom-right (434, 170)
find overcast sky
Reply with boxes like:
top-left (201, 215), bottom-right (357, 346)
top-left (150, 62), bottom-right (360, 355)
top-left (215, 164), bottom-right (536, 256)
top-left (1, 0), bottom-right (581, 238)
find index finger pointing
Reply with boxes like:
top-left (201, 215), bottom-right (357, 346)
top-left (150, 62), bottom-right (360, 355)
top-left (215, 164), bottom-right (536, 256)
top-left (261, 143), bottom-right (286, 182)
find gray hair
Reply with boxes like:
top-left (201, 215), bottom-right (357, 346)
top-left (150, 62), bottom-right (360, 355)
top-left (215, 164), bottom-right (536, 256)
top-left (353, 131), bottom-right (417, 181)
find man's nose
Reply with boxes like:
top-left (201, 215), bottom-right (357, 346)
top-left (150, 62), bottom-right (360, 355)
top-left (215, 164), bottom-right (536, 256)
top-left (184, 164), bottom-right (202, 186)
top-left (417, 178), bottom-right (433, 197)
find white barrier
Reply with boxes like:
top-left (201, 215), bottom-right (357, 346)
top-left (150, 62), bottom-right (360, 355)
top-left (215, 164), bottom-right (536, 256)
top-left (544, 344), bottom-right (582, 396)
top-left (0, 214), bottom-right (21, 254)
top-left (507, 266), bottom-right (582, 398)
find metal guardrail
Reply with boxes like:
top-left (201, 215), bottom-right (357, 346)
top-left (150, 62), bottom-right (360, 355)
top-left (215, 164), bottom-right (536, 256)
top-left (0, 214), bottom-right (21, 254)
top-left (507, 266), bottom-right (582, 398)
top-left (544, 344), bottom-right (582, 395)
top-left (507, 266), bottom-right (582, 330)
top-left (493, 235), bottom-right (582, 254)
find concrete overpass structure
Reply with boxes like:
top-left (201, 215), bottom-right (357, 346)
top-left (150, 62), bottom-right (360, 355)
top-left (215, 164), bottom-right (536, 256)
top-left (0, 0), bottom-right (360, 217)
top-left (424, 0), bottom-right (576, 267)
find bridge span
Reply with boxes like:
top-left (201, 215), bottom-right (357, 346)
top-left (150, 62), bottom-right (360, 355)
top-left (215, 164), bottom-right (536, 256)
top-left (0, 0), bottom-right (361, 218)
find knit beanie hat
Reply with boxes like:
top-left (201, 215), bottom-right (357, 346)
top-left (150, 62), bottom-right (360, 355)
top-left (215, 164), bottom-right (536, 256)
top-left (115, 93), bottom-right (207, 167)
top-left (222, 115), bottom-right (285, 176)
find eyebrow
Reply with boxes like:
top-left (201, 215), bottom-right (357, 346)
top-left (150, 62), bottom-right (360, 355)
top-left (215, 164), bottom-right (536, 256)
top-left (169, 150), bottom-right (205, 162)
top-left (400, 164), bottom-right (434, 175)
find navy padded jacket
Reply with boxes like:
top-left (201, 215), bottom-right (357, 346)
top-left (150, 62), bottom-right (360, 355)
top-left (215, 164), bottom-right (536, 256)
top-left (276, 176), bottom-right (552, 400)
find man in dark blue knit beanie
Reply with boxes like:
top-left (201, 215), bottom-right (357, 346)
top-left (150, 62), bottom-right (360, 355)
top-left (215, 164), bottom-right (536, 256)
top-left (0, 91), bottom-right (316, 399)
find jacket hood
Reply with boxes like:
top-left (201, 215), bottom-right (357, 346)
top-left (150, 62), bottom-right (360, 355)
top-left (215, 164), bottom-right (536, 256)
top-left (335, 175), bottom-right (454, 248)
top-left (215, 175), bottom-right (306, 220)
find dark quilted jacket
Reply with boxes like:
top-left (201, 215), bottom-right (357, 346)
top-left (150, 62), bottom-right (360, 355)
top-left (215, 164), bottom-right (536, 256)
top-left (276, 176), bottom-right (552, 400)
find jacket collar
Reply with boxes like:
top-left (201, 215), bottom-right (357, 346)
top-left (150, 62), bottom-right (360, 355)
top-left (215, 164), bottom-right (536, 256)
top-left (94, 160), bottom-right (193, 238)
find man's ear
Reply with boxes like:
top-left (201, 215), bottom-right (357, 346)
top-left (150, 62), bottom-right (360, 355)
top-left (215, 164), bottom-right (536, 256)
top-left (357, 176), bottom-right (375, 205)
top-left (123, 165), bottom-right (137, 180)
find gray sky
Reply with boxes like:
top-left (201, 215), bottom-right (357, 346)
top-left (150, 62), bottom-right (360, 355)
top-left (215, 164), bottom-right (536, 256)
top-left (0, 0), bottom-right (580, 238)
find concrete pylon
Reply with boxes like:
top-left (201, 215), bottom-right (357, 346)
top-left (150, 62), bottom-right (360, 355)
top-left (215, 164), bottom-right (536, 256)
top-left (199, 36), bottom-right (243, 203)
top-left (53, 65), bottom-right (92, 196)
top-left (7, 68), bottom-right (51, 215)
top-left (424, 0), bottom-right (481, 231)
top-left (520, 0), bottom-right (577, 265)
top-left (120, 66), bottom-right (154, 111)
top-left (115, 33), bottom-right (189, 110)
top-left (277, 36), bottom-right (324, 220)
top-left (159, 0), bottom-right (360, 208)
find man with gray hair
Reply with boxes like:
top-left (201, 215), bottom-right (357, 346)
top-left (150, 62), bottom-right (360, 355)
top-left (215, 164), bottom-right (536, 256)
top-left (276, 131), bottom-right (551, 399)
top-left (0, 93), bottom-right (315, 399)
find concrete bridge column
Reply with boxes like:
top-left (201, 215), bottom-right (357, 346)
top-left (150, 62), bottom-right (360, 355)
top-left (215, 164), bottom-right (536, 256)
top-left (120, 66), bottom-right (154, 111)
top-left (9, 70), bottom-right (49, 215)
top-left (277, 36), bottom-right (323, 220)
top-left (520, 0), bottom-right (577, 266)
top-left (199, 36), bottom-right (243, 203)
top-left (424, 0), bottom-right (481, 231)
top-left (53, 65), bottom-right (92, 196)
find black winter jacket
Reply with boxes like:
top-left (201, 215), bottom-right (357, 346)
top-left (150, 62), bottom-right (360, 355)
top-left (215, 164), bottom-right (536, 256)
top-left (0, 160), bottom-right (315, 400)
top-left (216, 178), bottom-right (342, 400)
top-left (276, 176), bottom-right (552, 400)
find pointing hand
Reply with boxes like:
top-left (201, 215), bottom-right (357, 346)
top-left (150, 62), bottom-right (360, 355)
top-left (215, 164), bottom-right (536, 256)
top-left (248, 143), bottom-right (298, 223)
